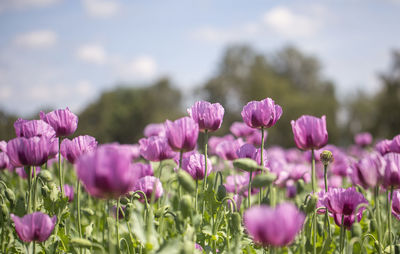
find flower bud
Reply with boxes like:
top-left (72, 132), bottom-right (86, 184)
top-left (320, 150), bottom-right (333, 166)
top-left (351, 222), bottom-right (362, 238)
top-left (233, 158), bottom-right (263, 172)
top-left (229, 212), bottom-right (242, 234)
top-left (70, 238), bottom-right (92, 248)
top-left (38, 170), bottom-right (53, 182)
top-left (370, 219), bottom-right (377, 232)
top-left (41, 185), bottom-right (50, 197)
top-left (252, 173), bottom-right (277, 188)
top-left (296, 179), bottom-right (305, 193)
top-left (177, 171), bottom-right (196, 193)
top-left (82, 208), bottom-right (95, 217)
top-left (305, 195), bottom-right (318, 214)
top-left (216, 185), bottom-right (227, 202)
top-left (124, 204), bottom-right (134, 220)
top-left (120, 197), bottom-right (130, 205)
top-left (1, 203), bottom-right (9, 220)
top-left (181, 195), bottom-right (192, 218)
top-left (5, 188), bottom-right (15, 206)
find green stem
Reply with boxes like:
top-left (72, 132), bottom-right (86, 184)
top-left (259, 127), bottom-right (264, 205)
top-left (248, 172), bottom-right (253, 208)
top-left (27, 166), bottom-right (32, 213)
top-left (32, 241), bottom-right (36, 254)
top-left (323, 164), bottom-right (328, 192)
top-left (116, 198), bottom-right (120, 254)
top-left (340, 214), bottom-right (345, 254)
top-left (58, 139), bottom-right (64, 197)
top-left (388, 187), bottom-right (394, 254)
top-left (311, 150), bottom-right (316, 254)
top-left (32, 167), bottom-right (38, 212)
top-left (203, 130), bottom-right (209, 191)
top-left (76, 180), bottom-right (82, 238)
top-left (375, 186), bottom-right (382, 254)
top-left (195, 179), bottom-right (198, 211)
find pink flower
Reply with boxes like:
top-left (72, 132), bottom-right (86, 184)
top-left (291, 115), bottom-right (328, 150)
top-left (11, 212), bottom-right (57, 242)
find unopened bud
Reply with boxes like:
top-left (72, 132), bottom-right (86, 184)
top-left (305, 195), bottom-right (318, 214)
top-left (120, 197), bottom-right (130, 205)
top-left (70, 238), bottom-right (92, 248)
top-left (233, 158), bottom-right (263, 172)
top-left (5, 188), bottom-right (15, 205)
top-left (38, 170), bottom-right (53, 182)
top-left (216, 185), bottom-right (227, 202)
top-left (320, 150), bottom-right (333, 166)
top-left (181, 195), bottom-right (192, 218)
top-left (252, 173), bottom-right (277, 188)
top-left (229, 212), bottom-right (242, 234)
top-left (351, 222), bottom-right (362, 237)
top-left (177, 171), bottom-right (196, 193)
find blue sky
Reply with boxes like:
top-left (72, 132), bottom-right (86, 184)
top-left (0, 0), bottom-right (399, 117)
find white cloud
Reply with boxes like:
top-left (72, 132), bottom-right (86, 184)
top-left (14, 30), bottom-right (57, 49)
top-left (117, 56), bottom-right (157, 80)
top-left (263, 6), bottom-right (322, 38)
top-left (0, 0), bottom-right (61, 12)
top-left (83, 0), bottom-right (119, 18)
top-left (76, 44), bottom-right (107, 65)
top-left (191, 23), bottom-right (261, 44)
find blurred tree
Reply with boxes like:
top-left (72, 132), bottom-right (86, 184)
top-left (198, 45), bottom-right (339, 147)
top-left (76, 78), bottom-right (183, 144)
top-left (0, 110), bottom-right (18, 141)
top-left (346, 50), bottom-right (400, 141)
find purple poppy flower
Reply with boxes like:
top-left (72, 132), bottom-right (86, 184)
top-left (76, 144), bottom-right (140, 199)
top-left (188, 100), bottom-right (224, 132)
top-left (241, 98), bottom-right (282, 129)
top-left (0, 151), bottom-right (10, 170)
top-left (351, 152), bottom-right (386, 189)
top-left (390, 135), bottom-right (400, 153)
top-left (383, 153), bottom-right (400, 188)
top-left (354, 132), bottom-right (373, 147)
top-left (244, 203), bottom-right (305, 247)
top-left (165, 117), bottom-right (199, 152)
top-left (10, 212), bottom-right (57, 242)
top-left (208, 135), bottom-right (235, 155)
top-left (132, 176), bottom-right (163, 202)
top-left (230, 122), bottom-right (255, 138)
top-left (195, 243), bottom-right (203, 251)
top-left (63, 184), bottom-right (74, 202)
top-left (14, 119), bottom-right (56, 139)
top-left (15, 166), bottom-right (41, 179)
top-left (182, 152), bottom-right (212, 180)
top-left (392, 190), bottom-right (400, 220)
top-left (224, 174), bottom-right (248, 194)
top-left (245, 129), bottom-right (268, 147)
top-left (236, 144), bottom-right (267, 167)
top-left (144, 123), bottom-right (166, 137)
top-left (322, 187), bottom-right (368, 229)
top-left (215, 138), bottom-right (244, 161)
top-left (132, 162), bottom-right (154, 178)
top-left (139, 136), bottom-right (178, 162)
top-left (40, 107), bottom-right (78, 137)
top-left (375, 139), bottom-right (391, 156)
top-left (61, 135), bottom-right (97, 164)
top-left (7, 137), bottom-right (54, 167)
top-left (291, 115), bottom-right (328, 150)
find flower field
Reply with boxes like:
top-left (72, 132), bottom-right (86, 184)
top-left (0, 98), bottom-right (400, 254)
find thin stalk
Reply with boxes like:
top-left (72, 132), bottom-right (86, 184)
top-left (116, 197), bottom-right (120, 254)
top-left (259, 127), bottom-right (264, 205)
top-left (27, 166), bottom-right (33, 213)
top-left (178, 150), bottom-right (183, 200)
top-left (323, 164), bottom-right (331, 238)
top-left (388, 187), bottom-right (394, 254)
top-left (311, 149), bottom-right (317, 254)
top-left (32, 241), bottom-right (36, 254)
top-left (195, 179), bottom-right (198, 211)
top-left (202, 130), bottom-right (209, 192)
top-left (340, 214), bottom-right (345, 254)
top-left (374, 186), bottom-right (382, 254)
top-left (32, 167), bottom-right (38, 212)
top-left (248, 172), bottom-right (253, 208)
top-left (76, 180), bottom-right (82, 238)
top-left (58, 139), bottom-right (64, 197)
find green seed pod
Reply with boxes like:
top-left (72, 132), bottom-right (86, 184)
top-left (181, 195), bottom-right (192, 218)
top-left (41, 185), bottom-right (50, 197)
top-left (38, 170), bottom-right (53, 182)
top-left (124, 203), bottom-right (134, 220)
top-left (296, 179), bottom-right (305, 193)
top-left (320, 150), bottom-right (334, 166)
top-left (70, 238), bottom-right (92, 248)
top-left (317, 221), bottom-right (324, 237)
top-left (351, 222), bottom-right (362, 238)
top-left (81, 208), bottom-right (95, 216)
top-left (177, 171), bottom-right (196, 193)
top-left (305, 195), bottom-right (318, 214)
top-left (155, 206), bottom-right (169, 218)
top-left (120, 196), bottom-right (130, 205)
top-left (233, 158), bottom-right (263, 172)
top-left (5, 188), bottom-right (15, 206)
top-left (216, 185), bottom-right (227, 202)
top-left (229, 212), bottom-right (242, 234)
top-left (1, 203), bottom-right (9, 219)
top-left (370, 219), bottom-right (377, 232)
top-left (251, 173), bottom-right (277, 188)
